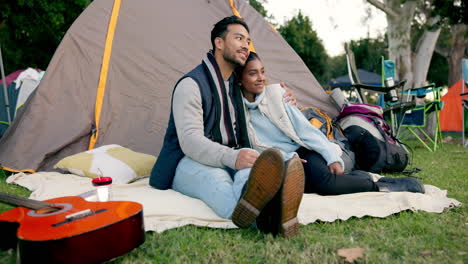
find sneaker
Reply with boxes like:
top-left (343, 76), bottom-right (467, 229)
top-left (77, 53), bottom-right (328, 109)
top-left (231, 148), bottom-right (284, 228)
top-left (279, 156), bottom-right (305, 238)
top-left (376, 177), bottom-right (425, 193)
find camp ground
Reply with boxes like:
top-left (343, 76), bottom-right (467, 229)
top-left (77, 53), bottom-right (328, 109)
top-left (0, 0), bottom-right (465, 263)
top-left (0, 0), bottom-right (336, 173)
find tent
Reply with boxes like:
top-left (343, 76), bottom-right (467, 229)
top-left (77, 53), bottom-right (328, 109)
top-left (0, 69), bottom-right (43, 137)
top-left (328, 69), bottom-right (382, 89)
top-left (0, 81), bottom-right (18, 136)
top-left (0, 0), bottom-right (338, 172)
top-left (0, 70), bottom-right (24, 88)
top-left (440, 80), bottom-right (468, 132)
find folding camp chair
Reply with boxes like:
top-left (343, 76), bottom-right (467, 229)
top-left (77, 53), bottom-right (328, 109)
top-left (461, 59), bottom-right (468, 147)
top-left (377, 56), bottom-right (420, 136)
top-left (343, 44), bottom-right (412, 136)
top-left (398, 85), bottom-right (444, 152)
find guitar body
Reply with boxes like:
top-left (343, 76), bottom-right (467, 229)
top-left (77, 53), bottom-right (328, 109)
top-left (0, 196), bottom-right (145, 264)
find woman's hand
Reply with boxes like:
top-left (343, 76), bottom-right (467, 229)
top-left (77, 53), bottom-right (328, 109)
top-left (328, 162), bottom-right (344, 175)
top-left (280, 82), bottom-right (299, 108)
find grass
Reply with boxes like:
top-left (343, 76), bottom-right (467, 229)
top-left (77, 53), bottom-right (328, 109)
top-left (0, 139), bottom-right (466, 263)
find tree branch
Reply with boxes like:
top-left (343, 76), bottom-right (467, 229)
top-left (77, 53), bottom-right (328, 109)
top-left (366, 0), bottom-right (399, 18)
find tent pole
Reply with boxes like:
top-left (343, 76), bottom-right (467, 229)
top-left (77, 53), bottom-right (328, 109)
top-left (0, 43), bottom-right (12, 124)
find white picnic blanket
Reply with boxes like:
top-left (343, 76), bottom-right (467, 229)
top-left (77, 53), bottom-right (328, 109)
top-left (6, 172), bottom-right (461, 233)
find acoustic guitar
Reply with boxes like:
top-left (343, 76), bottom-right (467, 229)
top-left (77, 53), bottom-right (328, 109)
top-left (0, 192), bottom-right (145, 264)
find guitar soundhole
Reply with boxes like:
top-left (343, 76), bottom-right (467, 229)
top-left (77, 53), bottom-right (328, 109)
top-left (35, 206), bottom-right (63, 214)
top-left (27, 203), bottom-right (73, 217)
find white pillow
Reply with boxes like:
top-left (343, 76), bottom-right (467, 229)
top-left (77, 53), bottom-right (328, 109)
top-left (54, 144), bottom-right (156, 184)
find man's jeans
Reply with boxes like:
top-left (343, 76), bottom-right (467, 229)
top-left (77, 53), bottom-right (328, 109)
top-left (172, 156), bottom-right (251, 219)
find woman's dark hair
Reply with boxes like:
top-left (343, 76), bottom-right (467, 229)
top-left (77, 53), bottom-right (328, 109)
top-left (211, 16), bottom-right (250, 51)
top-left (235, 52), bottom-right (261, 80)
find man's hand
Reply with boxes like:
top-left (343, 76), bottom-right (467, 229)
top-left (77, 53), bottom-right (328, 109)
top-left (328, 162), bottom-right (344, 175)
top-left (280, 82), bottom-right (298, 107)
top-left (235, 149), bottom-right (260, 170)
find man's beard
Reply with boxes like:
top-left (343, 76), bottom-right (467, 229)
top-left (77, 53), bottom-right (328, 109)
top-left (223, 49), bottom-right (246, 67)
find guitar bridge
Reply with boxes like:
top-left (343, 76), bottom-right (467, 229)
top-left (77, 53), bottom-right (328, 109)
top-left (52, 208), bottom-right (107, 227)
top-left (65, 209), bottom-right (93, 220)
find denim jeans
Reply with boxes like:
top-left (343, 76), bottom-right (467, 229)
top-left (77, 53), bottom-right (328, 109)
top-left (172, 156), bottom-right (251, 219)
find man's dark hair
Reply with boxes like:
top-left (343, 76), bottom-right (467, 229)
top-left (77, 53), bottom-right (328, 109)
top-left (211, 16), bottom-right (250, 51)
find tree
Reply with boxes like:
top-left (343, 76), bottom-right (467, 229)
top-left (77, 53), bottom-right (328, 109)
top-left (432, 0), bottom-right (467, 86)
top-left (249, 0), bottom-right (268, 18)
top-left (248, 0), bottom-right (275, 23)
top-left (348, 37), bottom-right (387, 74)
top-left (0, 0), bottom-right (91, 74)
top-left (278, 11), bottom-right (329, 84)
top-left (365, 0), bottom-right (441, 89)
top-left (327, 37), bottom-right (386, 89)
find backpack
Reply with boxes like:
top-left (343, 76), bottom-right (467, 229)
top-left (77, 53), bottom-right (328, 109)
top-left (335, 103), bottom-right (409, 173)
top-left (301, 106), bottom-right (355, 172)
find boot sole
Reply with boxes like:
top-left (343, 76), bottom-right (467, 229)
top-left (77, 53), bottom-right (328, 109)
top-left (280, 157), bottom-right (305, 238)
top-left (232, 149), bottom-right (284, 228)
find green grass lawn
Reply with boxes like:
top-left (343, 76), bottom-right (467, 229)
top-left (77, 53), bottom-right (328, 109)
top-left (0, 139), bottom-right (466, 263)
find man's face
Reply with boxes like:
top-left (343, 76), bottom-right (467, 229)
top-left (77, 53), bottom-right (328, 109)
top-left (218, 24), bottom-right (250, 67)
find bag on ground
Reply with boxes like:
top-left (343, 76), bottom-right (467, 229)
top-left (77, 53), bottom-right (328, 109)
top-left (335, 103), bottom-right (408, 173)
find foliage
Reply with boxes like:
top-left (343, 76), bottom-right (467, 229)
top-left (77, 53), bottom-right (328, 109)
top-left (0, 0), bottom-right (92, 74)
top-left (427, 52), bottom-right (449, 86)
top-left (348, 37), bottom-right (387, 74)
top-left (278, 11), bottom-right (329, 85)
top-left (432, 0), bottom-right (467, 25)
top-left (327, 54), bottom-right (347, 84)
top-left (248, 0), bottom-right (268, 18)
top-left (326, 37), bottom-right (387, 89)
top-left (0, 140), bottom-right (466, 263)
top-left (248, 0), bottom-right (275, 24)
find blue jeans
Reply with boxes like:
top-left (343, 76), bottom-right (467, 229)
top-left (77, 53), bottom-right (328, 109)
top-left (172, 156), bottom-right (251, 219)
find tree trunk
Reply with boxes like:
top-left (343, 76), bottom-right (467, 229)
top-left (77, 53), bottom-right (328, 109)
top-left (413, 17), bottom-right (441, 88)
top-left (382, 0), bottom-right (416, 89)
top-left (447, 24), bottom-right (468, 87)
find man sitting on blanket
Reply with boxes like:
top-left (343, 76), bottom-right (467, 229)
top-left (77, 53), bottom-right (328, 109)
top-left (149, 16), bottom-right (304, 238)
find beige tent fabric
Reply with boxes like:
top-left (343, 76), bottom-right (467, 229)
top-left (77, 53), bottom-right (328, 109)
top-left (6, 172), bottom-right (461, 233)
top-left (0, 0), bottom-right (336, 172)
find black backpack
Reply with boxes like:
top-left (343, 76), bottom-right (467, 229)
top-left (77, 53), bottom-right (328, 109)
top-left (335, 103), bottom-right (409, 173)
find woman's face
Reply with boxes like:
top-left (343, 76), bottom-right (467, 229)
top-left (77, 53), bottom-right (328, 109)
top-left (241, 58), bottom-right (266, 95)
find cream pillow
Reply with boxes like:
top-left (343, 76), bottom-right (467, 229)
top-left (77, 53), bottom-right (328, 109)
top-left (54, 144), bottom-right (156, 184)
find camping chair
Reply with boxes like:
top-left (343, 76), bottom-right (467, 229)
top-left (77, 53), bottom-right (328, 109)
top-left (462, 59), bottom-right (468, 147)
top-left (398, 85), bottom-right (444, 152)
top-left (343, 44), bottom-right (412, 135)
top-left (377, 56), bottom-right (427, 136)
top-left (375, 55), bottom-right (444, 152)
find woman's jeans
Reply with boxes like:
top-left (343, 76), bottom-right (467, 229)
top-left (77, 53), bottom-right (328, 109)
top-left (172, 156), bottom-right (251, 219)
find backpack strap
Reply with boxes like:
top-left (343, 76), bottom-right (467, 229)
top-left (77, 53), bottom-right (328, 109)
top-left (301, 106), bottom-right (334, 139)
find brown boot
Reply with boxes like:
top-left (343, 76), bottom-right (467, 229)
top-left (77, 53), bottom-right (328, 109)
top-left (256, 192), bottom-right (281, 235)
top-left (256, 156), bottom-right (305, 238)
top-left (232, 148), bottom-right (284, 228)
top-left (279, 156), bottom-right (305, 238)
